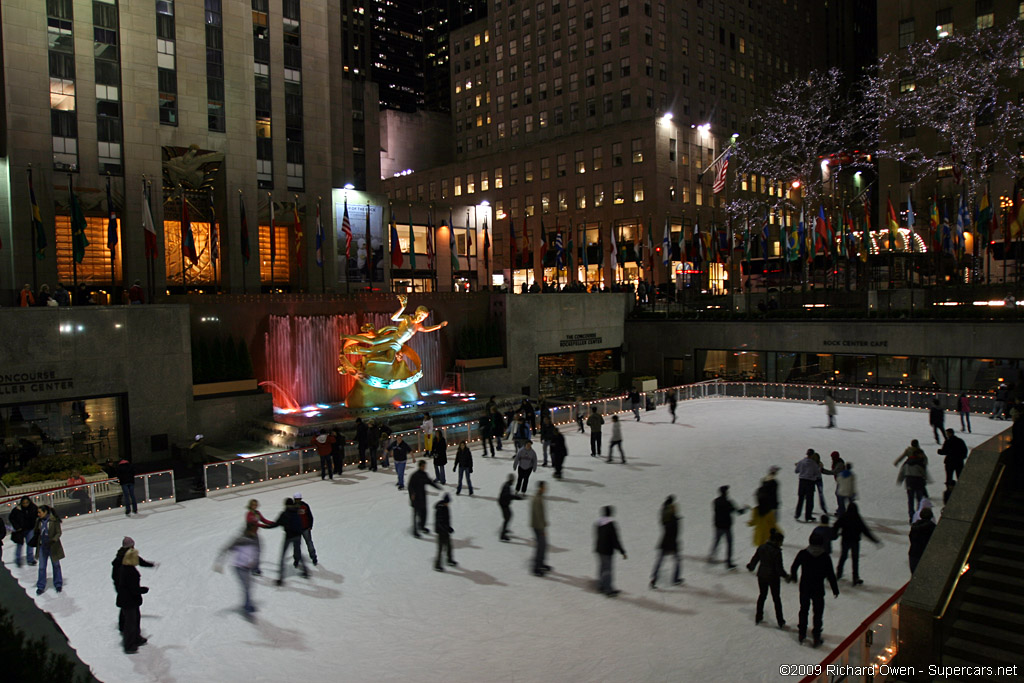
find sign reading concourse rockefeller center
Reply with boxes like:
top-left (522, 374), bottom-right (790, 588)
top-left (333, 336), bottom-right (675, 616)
top-left (560, 332), bottom-right (605, 348)
top-left (0, 370), bottom-right (75, 398)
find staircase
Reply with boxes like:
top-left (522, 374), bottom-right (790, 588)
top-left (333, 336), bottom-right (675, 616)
top-left (941, 490), bottom-right (1024, 676)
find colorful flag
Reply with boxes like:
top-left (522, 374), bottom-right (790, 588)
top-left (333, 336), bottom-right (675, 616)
top-left (29, 170), bottom-right (46, 259)
top-left (662, 217), bottom-right (670, 266)
top-left (449, 207), bottom-right (460, 271)
top-left (105, 177), bottom-right (118, 250)
top-left (610, 222), bottom-right (619, 271)
top-left (144, 185), bottom-right (159, 260)
top-left (861, 197), bottom-right (871, 262)
top-left (905, 192), bottom-right (915, 253)
top-left (210, 194), bottom-right (219, 261)
top-left (390, 210), bottom-right (403, 267)
top-left (426, 209), bottom-right (435, 269)
top-left (955, 193), bottom-right (969, 256)
top-left (341, 196), bottom-right (353, 257)
top-left (581, 220), bottom-right (589, 270)
top-left (269, 195), bottom-right (276, 262)
top-left (1011, 188), bottom-right (1024, 240)
top-left (797, 207), bottom-right (807, 262)
top-left (930, 196), bottom-right (941, 251)
top-left (711, 148), bottom-right (732, 194)
top-left (886, 197), bottom-right (900, 249)
top-left (540, 216), bottom-right (548, 264)
top-left (365, 204), bottom-right (372, 278)
top-left (483, 215), bottom-right (491, 272)
top-left (815, 205), bottom-right (830, 255)
top-left (522, 214), bottom-right (531, 265)
top-left (977, 190), bottom-right (992, 241)
top-left (315, 200), bottom-right (324, 267)
top-left (646, 216), bottom-right (655, 271)
top-left (692, 217), bottom-right (704, 266)
top-left (407, 205), bottom-right (416, 269)
top-left (743, 218), bottom-right (752, 265)
top-left (292, 198), bottom-right (303, 267)
top-left (181, 195), bottom-right (198, 264)
top-left (761, 212), bottom-right (770, 263)
top-left (70, 178), bottom-right (89, 263)
top-left (555, 227), bottom-right (564, 269)
top-left (565, 219), bottom-right (574, 276)
top-left (677, 221), bottom-right (685, 265)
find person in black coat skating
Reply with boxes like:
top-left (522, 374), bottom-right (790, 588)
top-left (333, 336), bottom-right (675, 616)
top-left (908, 507), bottom-right (936, 573)
top-left (709, 485), bottom-right (748, 569)
top-left (650, 496), bottom-right (682, 588)
top-left (929, 398), bottom-right (945, 445)
top-left (498, 474), bottom-right (515, 540)
top-left (937, 428), bottom-right (968, 486)
top-left (117, 548), bottom-right (150, 654)
top-left (549, 429), bottom-right (568, 479)
top-left (355, 418), bottom-right (368, 468)
top-left (595, 505), bottom-right (627, 596)
top-left (832, 502), bottom-right (880, 585)
top-left (9, 497), bottom-right (39, 567)
top-left (453, 441), bottom-right (474, 495)
top-left (434, 494), bottom-right (456, 571)
top-left (789, 535), bottom-right (840, 647)
top-left (265, 498), bottom-right (309, 585)
top-left (747, 528), bottom-right (789, 627)
top-left (408, 460), bottom-right (442, 537)
top-left (111, 537), bottom-right (155, 633)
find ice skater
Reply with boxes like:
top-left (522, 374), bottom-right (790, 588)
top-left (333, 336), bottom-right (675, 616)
top-left (834, 462), bottom-right (856, 517)
top-left (267, 498), bottom-right (309, 585)
top-left (586, 407), bottom-right (604, 456)
top-left (540, 416), bottom-right (555, 467)
top-left (810, 452), bottom-right (830, 515)
top-left (908, 507), bottom-right (936, 573)
top-left (294, 492), bottom-right (317, 566)
top-left (431, 429), bottom-right (448, 485)
top-left (511, 414), bottom-right (532, 451)
top-left (747, 528), bottom-right (788, 627)
top-left (479, 410), bottom-right (495, 456)
top-left (595, 506), bottom-right (627, 596)
top-left (929, 398), bottom-right (945, 444)
top-left (794, 449), bottom-right (819, 522)
top-left (421, 412), bottom-right (435, 452)
top-left (833, 502), bottom-right (880, 586)
top-left (709, 485), bottom-right (748, 569)
top-left (490, 406), bottom-right (506, 452)
top-left (895, 440), bottom-right (929, 523)
top-left (789, 534), bottom-right (840, 648)
top-left (453, 440), bottom-right (474, 495)
top-left (513, 439), bottom-right (538, 494)
top-left (550, 427), bottom-right (567, 480)
top-left (823, 391), bottom-right (836, 428)
top-left (434, 494), bottom-right (456, 571)
top-left (667, 392), bottom-right (678, 423)
top-left (957, 393), bottom-right (971, 433)
top-left (938, 428), bottom-right (967, 486)
top-left (750, 466), bottom-right (780, 547)
top-left (33, 505), bottom-right (64, 595)
top-left (607, 415), bottom-right (626, 463)
top-left (116, 457), bottom-right (138, 516)
top-left (392, 434), bottom-right (412, 489)
top-left (330, 426), bottom-right (346, 474)
top-left (216, 523), bottom-right (261, 617)
top-left (629, 389), bottom-right (642, 421)
top-left (574, 397), bottom-right (586, 432)
top-left (409, 460), bottom-right (442, 538)
top-left (650, 495), bottom-right (682, 588)
top-left (111, 537), bottom-right (156, 632)
top-left (9, 496), bottom-right (38, 567)
top-left (117, 547), bottom-right (150, 653)
top-left (531, 481), bottom-right (550, 576)
top-left (499, 474), bottom-right (515, 541)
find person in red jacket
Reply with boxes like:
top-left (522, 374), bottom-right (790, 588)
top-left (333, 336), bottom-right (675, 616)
top-left (245, 499), bottom-right (273, 575)
top-left (311, 429), bottom-right (336, 480)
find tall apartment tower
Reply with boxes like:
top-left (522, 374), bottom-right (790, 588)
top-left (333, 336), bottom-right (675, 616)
top-left (383, 0), bottom-right (827, 291)
top-left (0, 0), bottom-right (380, 301)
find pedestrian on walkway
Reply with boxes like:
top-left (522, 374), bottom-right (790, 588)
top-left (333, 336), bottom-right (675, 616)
top-left (747, 528), bottom-right (788, 628)
top-left (434, 494), bottom-right (457, 571)
top-left (650, 495), bottom-right (682, 588)
top-left (586, 407), bottom-right (605, 457)
top-left (531, 481), bottom-right (550, 576)
top-left (453, 440), bottom-right (474, 495)
top-left (595, 506), bottom-right (627, 596)
top-left (607, 415), bottom-right (626, 463)
top-left (116, 457), bottom-right (138, 516)
top-left (513, 440), bottom-right (538, 495)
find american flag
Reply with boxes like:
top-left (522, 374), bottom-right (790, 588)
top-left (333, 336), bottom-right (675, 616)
top-left (711, 148), bottom-right (732, 194)
top-left (341, 197), bottom-right (352, 257)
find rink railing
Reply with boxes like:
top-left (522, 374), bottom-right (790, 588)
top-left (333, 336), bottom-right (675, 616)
top-left (798, 583), bottom-right (908, 683)
top-left (202, 379), bottom-right (997, 492)
top-left (0, 470), bottom-right (176, 521)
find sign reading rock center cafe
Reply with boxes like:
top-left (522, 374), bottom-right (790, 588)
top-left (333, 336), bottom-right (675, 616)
top-left (0, 370), bottom-right (74, 397)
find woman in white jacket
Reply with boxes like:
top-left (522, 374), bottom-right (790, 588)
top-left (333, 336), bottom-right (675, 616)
top-left (835, 462), bottom-right (857, 516)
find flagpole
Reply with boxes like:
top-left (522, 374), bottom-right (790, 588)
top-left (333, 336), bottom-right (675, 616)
top-left (365, 202), bottom-right (372, 290)
top-left (69, 173), bottom-right (78, 293)
top-left (180, 184), bottom-right (188, 294)
top-left (268, 192), bottom-right (275, 291)
top-left (107, 174), bottom-right (116, 303)
top-left (319, 196), bottom-right (325, 294)
top-left (239, 190), bottom-right (247, 294)
top-left (146, 177), bottom-right (155, 303)
top-left (210, 189), bottom-right (218, 291)
top-left (28, 166), bottom-right (39, 291)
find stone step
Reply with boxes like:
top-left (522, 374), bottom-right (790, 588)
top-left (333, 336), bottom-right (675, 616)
top-left (943, 636), bottom-right (1022, 668)
top-left (963, 584), bottom-right (1024, 611)
top-left (982, 539), bottom-right (1024, 562)
top-left (951, 616), bottom-right (1024, 651)
top-left (970, 568), bottom-right (1024, 594)
top-left (957, 602), bottom-right (1024, 633)
top-left (972, 553), bottom-right (1024, 575)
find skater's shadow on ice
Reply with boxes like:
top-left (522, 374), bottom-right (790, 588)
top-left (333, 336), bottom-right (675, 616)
top-left (451, 536), bottom-right (483, 551)
top-left (38, 595), bottom-right (80, 619)
top-left (808, 426), bottom-right (866, 433)
top-left (862, 518), bottom-right (910, 536)
top-left (504, 537), bottom-right (569, 554)
top-left (544, 495), bottom-right (579, 504)
top-left (330, 475), bottom-right (369, 485)
top-left (131, 643), bottom-right (179, 683)
top-left (620, 461), bottom-right (660, 470)
top-left (559, 477), bottom-right (605, 488)
top-left (562, 466), bottom-right (593, 472)
top-left (444, 567), bottom-right (508, 587)
top-left (244, 617), bottom-right (311, 651)
top-left (618, 593), bottom-right (697, 616)
top-left (311, 566), bottom-right (345, 585)
top-left (681, 583), bottom-right (750, 605)
top-left (273, 580), bottom-right (342, 601)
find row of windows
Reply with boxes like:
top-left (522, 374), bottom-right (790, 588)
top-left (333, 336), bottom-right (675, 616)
top-left (48, 0), bottom-right (78, 170)
top-left (897, 1), bottom-right (1019, 48)
top-left (206, 0), bottom-right (226, 132)
top-left (157, 0), bottom-right (178, 127)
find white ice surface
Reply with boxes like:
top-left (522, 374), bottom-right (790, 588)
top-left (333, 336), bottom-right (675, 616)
top-left (15, 399), bottom-right (997, 683)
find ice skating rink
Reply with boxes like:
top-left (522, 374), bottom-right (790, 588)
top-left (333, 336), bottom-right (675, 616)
top-left (14, 399), bottom-right (997, 683)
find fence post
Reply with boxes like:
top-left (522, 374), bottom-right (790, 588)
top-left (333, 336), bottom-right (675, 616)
top-left (143, 474), bottom-right (151, 502)
top-left (227, 462), bottom-right (233, 488)
top-left (265, 456), bottom-right (270, 482)
top-left (808, 386), bottom-right (812, 401)
top-left (89, 484), bottom-right (96, 514)
top-left (742, 383), bottom-right (747, 397)
top-left (203, 465), bottom-right (209, 493)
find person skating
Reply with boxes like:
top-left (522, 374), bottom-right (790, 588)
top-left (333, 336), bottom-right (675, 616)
top-left (937, 428), bottom-right (967, 486)
top-left (9, 496), bottom-right (38, 567)
top-left (709, 485), bottom-right (748, 569)
top-left (607, 415), bottom-right (626, 463)
top-left (822, 452), bottom-right (848, 514)
top-left (378, 422), bottom-right (394, 467)
top-left (366, 420), bottom-right (381, 471)
top-left (490, 406), bottom-right (506, 452)
top-left (550, 428), bottom-right (568, 480)
top-left (293, 492), bottom-right (318, 566)
top-left (531, 481), bottom-right (551, 576)
top-left (747, 528), bottom-right (789, 628)
top-left (513, 439), bottom-right (538, 495)
top-left (833, 502), bottom-right (880, 586)
top-left (330, 426), bottom-right (346, 474)
top-left (409, 460), bottom-right (442, 538)
top-left (809, 515), bottom-right (835, 556)
top-left (433, 494), bottom-right (457, 571)
top-left (266, 498), bottom-right (309, 585)
top-left (650, 495), bottom-right (682, 588)
top-left (929, 398), bottom-right (945, 445)
top-left (667, 392), bottom-right (678, 423)
top-left (957, 393), bottom-right (971, 433)
top-left (574, 397), bottom-right (586, 432)
top-left (311, 429), bottom-right (336, 480)
top-left (392, 435), bottom-right (412, 490)
top-left (908, 507), bottom-right (936, 573)
top-left (895, 440), bottom-right (929, 523)
top-left (834, 462), bottom-right (857, 517)
top-left (431, 429), bottom-right (448, 485)
top-left (750, 466), bottom-right (780, 547)
top-left (112, 537), bottom-right (155, 633)
top-left (595, 506), bottom-right (627, 596)
top-left (511, 415), bottom-right (532, 451)
top-left (355, 418), bottom-right (368, 468)
top-left (823, 391), bottom-right (836, 428)
top-left (479, 411), bottom-right (495, 456)
top-left (539, 416), bottom-right (556, 467)
top-left (33, 505), bottom-right (64, 594)
top-left (216, 524), bottom-right (261, 618)
top-left (521, 397), bottom-right (537, 432)
top-left (810, 452), bottom-right (830, 515)
top-left (794, 449), bottom-right (819, 522)
top-left (789, 534), bottom-right (840, 648)
top-left (628, 389), bottom-right (642, 421)
top-left (453, 440), bottom-right (474, 495)
top-left (117, 548), bottom-right (150, 653)
top-left (421, 412), bottom-right (435, 452)
top-left (586, 407), bottom-right (605, 457)
top-left (116, 457), bottom-right (138, 516)
top-left (499, 474), bottom-right (515, 541)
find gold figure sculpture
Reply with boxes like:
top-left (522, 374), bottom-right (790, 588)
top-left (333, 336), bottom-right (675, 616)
top-left (338, 295), bottom-right (448, 408)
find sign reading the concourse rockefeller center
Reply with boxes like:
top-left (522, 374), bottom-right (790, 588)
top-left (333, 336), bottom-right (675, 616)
top-left (560, 333), bottom-right (604, 348)
top-left (0, 370), bottom-right (74, 397)
top-left (821, 339), bottom-right (889, 348)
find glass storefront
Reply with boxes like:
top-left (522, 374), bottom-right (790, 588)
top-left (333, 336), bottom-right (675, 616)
top-left (539, 348), bottom-right (619, 398)
top-left (697, 350), bottom-right (1023, 393)
top-left (0, 396), bottom-right (126, 480)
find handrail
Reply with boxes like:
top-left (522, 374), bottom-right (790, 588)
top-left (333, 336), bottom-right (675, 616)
top-left (0, 469), bottom-right (177, 517)
top-left (0, 470), bottom-right (174, 504)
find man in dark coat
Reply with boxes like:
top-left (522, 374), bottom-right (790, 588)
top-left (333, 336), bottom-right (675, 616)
top-left (392, 435), bottom-right (412, 490)
top-left (408, 460), bottom-right (441, 538)
top-left (294, 493), bottom-right (317, 566)
top-left (908, 507), bottom-right (936, 573)
top-left (937, 428), bottom-right (968, 486)
top-left (355, 418), bottom-right (368, 468)
top-left (650, 496), bottom-right (682, 588)
top-left (431, 429), bottom-right (448, 484)
top-left (667, 392), bottom-right (678, 423)
top-left (549, 429), bottom-right (568, 480)
top-left (709, 485), bottom-right (747, 569)
top-left (266, 498), bottom-right (309, 585)
top-left (366, 421), bottom-right (381, 472)
top-left (833, 502), bottom-right (879, 585)
top-left (9, 496), bottom-right (38, 567)
top-left (747, 528), bottom-right (788, 627)
top-left (116, 457), bottom-right (138, 516)
top-left (490, 407), bottom-right (506, 452)
top-left (789, 535), bottom-right (840, 647)
top-left (586, 407), bottom-right (605, 457)
top-left (434, 494), bottom-right (456, 571)
top-left (498, 474), bottom-right (515, 541)
top-left (929, 398), bottom-right (945, 445)
top-left (330, 427), bottom-right (346, 475)
top-left (595, 505), bottom-right (627, 596)
top-left (117, 548), bottom-right (150, 653)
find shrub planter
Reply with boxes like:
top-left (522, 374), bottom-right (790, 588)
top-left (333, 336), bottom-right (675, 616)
top-left (1, 472), bottom-right (107, 497)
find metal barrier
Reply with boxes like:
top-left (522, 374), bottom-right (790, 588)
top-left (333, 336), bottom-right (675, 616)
top-left (0, 470), bottom-right (176, 521)
top-left (799, 584), bottom-right (908, 683)
top-left (202, 380), bottom-right (996, 493)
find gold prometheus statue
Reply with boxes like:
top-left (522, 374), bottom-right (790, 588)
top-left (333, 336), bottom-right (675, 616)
top-left (338, 295), bottom-right (448, 408)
